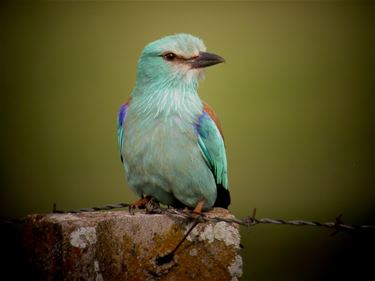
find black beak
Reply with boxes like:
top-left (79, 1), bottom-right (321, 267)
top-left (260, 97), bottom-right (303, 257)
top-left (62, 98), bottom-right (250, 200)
top-left (189, 52), bottom-right (225, 69)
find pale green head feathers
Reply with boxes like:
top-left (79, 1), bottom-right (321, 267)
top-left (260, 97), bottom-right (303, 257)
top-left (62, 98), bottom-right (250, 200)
top-left (135, 34), bottom-right (224, 90)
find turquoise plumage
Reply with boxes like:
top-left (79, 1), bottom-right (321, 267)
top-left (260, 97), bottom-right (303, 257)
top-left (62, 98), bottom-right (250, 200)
top-left (196, 111), bottom-right (228, 189)
top-left (118, 34), bottom-right (230, 211)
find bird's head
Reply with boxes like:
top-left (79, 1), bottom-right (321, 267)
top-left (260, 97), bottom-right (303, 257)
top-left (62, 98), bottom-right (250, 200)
top-left (135, 34), bottom-right (224, 88)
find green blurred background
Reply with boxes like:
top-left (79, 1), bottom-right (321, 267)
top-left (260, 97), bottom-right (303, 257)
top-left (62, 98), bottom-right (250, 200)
top-left (1, 1), bottom-right (374, 280)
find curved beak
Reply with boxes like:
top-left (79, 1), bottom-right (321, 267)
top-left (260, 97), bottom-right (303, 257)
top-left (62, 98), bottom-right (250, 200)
top-left (188, 52), bottom-right (225, 69)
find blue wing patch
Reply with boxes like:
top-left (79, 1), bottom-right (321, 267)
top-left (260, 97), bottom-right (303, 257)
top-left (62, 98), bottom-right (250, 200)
top-left (118, 103), bottom-right (128, 162)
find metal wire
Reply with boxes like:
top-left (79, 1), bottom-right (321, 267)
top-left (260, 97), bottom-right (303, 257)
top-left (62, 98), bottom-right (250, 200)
top-left (1, 202), bottom-right (374, 234)
top-left (51, 202), bottom-right (130, 213)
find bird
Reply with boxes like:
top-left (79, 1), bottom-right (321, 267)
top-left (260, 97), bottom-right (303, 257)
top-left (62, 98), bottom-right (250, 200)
top-left (117, 33), bottom-right (230, 213)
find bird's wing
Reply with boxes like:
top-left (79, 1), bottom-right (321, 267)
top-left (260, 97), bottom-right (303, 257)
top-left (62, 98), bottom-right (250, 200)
top-left (117, 98), bottom-right (131, 163)
top-left (196, 102), bottom-right (228, 190)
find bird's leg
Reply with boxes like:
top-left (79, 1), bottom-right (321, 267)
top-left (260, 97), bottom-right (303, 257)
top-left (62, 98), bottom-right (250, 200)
top-left (129, 195), bottom-right (153, 214)
top-left (192, 199), bottom-right (206, 215)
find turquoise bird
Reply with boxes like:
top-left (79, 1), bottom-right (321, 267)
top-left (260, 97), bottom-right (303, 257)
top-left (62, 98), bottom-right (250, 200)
top-left (118, 34), bottom-right (230, 212)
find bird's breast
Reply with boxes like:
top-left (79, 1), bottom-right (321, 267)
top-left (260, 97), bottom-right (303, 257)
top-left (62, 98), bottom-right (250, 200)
top-left (124, 113), bottom-right (199, 165)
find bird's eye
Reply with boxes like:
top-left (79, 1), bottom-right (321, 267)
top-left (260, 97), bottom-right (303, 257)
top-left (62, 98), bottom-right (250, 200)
top-left (163, 53), bottom-right (176, 61)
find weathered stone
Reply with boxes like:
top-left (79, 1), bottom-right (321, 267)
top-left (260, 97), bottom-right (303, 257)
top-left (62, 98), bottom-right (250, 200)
top-left (23, 208), bottom-right (242, 281)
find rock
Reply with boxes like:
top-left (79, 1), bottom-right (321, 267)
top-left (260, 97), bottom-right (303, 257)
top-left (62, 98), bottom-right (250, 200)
top-left (23, 208), bottom-right (242, 281)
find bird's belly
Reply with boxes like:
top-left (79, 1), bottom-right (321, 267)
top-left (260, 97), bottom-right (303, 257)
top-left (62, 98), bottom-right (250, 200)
top-left (123, 118), bottom-right (216, 209)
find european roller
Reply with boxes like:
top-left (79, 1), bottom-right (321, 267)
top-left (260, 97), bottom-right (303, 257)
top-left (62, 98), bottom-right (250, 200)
top-left (118, 34), bottom-right (230, 213)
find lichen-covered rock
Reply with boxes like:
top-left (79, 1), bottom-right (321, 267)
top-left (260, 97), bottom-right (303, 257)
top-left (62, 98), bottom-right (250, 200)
top-left (23, 208), bottom-right (242, 281)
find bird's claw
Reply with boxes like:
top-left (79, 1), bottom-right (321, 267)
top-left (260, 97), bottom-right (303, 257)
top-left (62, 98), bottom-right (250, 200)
top-left (145, 198), bottom-right (160, 214)
top-left (128, 196), bottom-right (153, 215)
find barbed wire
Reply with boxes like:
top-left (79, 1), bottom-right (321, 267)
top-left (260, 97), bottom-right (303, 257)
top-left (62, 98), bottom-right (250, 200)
top-left (1, 202), bottom-right (374, 235)
top-left (0, 217), bottom-right (27, 224)
top-left (156, 205), bottom-right (375, 235)
top-left (52, 202), bottom-right (130, 213)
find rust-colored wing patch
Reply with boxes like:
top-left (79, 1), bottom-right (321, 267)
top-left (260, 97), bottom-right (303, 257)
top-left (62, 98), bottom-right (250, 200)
top-left (203, 101), bottom-right (224, 139)
top-left (126, 96), bottom-right (132, 106)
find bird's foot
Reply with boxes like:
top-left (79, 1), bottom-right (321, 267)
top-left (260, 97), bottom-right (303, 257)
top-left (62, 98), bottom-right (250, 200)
top-left (129, 196), bottom-right (153, 214)
top-left (192, 199), bottom-right (206, 215)
top-left (145, 198), bottom-right (161, 214)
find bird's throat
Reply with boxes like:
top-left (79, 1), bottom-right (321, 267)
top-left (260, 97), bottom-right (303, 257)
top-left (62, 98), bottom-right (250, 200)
top-left (132, 81), bottom-right (203, 122)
